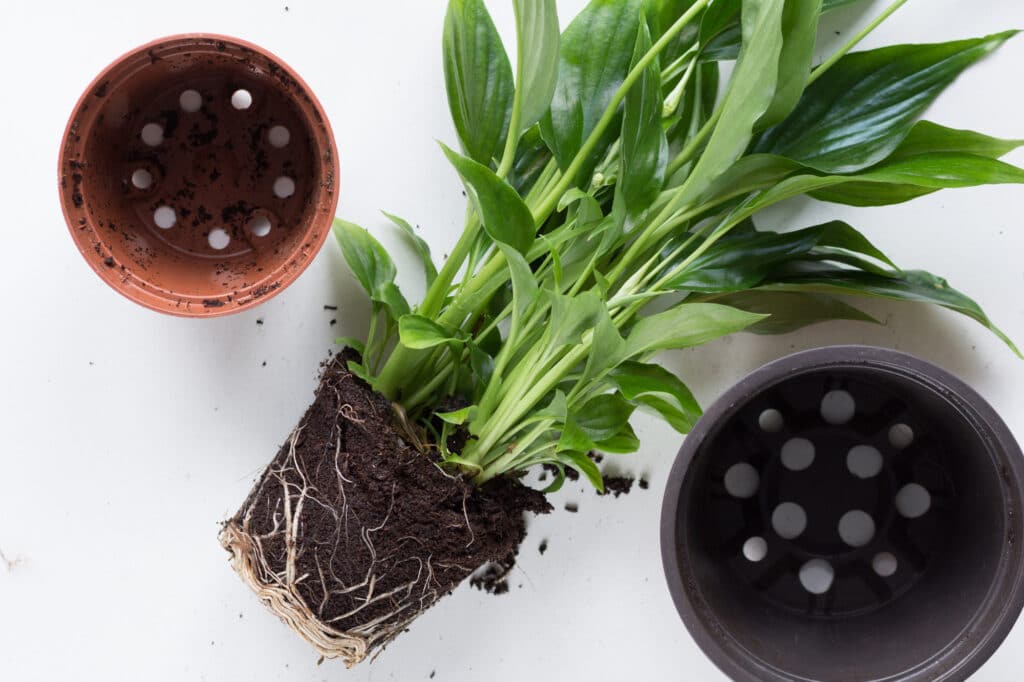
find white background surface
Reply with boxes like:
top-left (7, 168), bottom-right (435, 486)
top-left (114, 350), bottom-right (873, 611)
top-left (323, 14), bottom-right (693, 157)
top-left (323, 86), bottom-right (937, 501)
top-left (2, 1), bottom-right (1024, 680)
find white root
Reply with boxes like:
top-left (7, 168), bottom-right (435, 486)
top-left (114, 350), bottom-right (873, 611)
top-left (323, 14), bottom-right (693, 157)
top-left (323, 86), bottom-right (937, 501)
top-left (220, 406), bottom-right (442, 667)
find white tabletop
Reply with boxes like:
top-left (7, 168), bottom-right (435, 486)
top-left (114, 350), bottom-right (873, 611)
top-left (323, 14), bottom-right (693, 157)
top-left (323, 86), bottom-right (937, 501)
top-left (2, 1), bottom-right (1023, 680)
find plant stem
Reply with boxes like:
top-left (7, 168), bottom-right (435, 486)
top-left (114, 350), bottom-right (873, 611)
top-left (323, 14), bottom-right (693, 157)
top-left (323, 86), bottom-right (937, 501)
top-left (533, 0), bottom-right (712, 221)
top-left (808, 0), bottom-right (910, 85)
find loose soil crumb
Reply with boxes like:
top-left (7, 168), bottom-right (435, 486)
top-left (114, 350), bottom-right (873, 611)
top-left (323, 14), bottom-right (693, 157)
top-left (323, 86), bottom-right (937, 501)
top-left (469, 551), bottom-right (517, 595)
top-left (539, 539), bottom-right (548, 555)
top-left (639, 478), bottom-right (650, 490)
top-left (600, 476), bottom-right (635, 498)
top-left (565, 502), bottom-right (579, 513)
top-left (222, 351), bottom-right (549, 663)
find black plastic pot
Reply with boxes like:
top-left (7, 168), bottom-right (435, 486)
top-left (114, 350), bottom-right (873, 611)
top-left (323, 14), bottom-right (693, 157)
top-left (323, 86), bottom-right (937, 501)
top-left (661, 346), bottom-right (1024, 682)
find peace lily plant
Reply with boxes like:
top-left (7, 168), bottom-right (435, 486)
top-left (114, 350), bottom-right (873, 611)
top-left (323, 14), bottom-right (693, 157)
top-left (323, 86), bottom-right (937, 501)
top-left (223, 0), bottom-right (1023, 667)
top-left (338, 0), bottom-right (1021, 491)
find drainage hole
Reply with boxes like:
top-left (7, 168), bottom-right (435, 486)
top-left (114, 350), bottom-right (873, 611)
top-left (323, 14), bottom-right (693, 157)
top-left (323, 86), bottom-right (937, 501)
top-left (153, 205), bottom-right (176, 229)
top-left (141, 123), bottom-right (164, 147)
top-left (268, 125), bottom-right (291, 148)
top-left (179, 89), bottom-right (203, 113)
top-left (231, 89), bottom-right (253, 110)
top-left (250, 215), bottom-right (272, 238)
top-left (208, 227), bottom-right (231, 250)
top-left (743, 537), bottom-right (768, 562)
top-left (724, 463), bottom-right (759, 499)
top-left (799, 559), bottom-right (834, 595)
top-left (273, 176), bottom-right (296, 199)
top-left (131, 169), bottom-right (153, 190)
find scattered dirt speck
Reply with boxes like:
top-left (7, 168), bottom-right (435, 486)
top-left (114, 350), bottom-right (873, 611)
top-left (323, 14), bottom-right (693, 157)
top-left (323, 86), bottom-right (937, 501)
top-left (539, 539), bottom-right (548, 555)
top-left (565, 502), bottom-right (579, 513)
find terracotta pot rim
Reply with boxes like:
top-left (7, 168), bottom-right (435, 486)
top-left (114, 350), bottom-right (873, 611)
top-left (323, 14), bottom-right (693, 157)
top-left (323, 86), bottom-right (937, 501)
top-left (58, 33), bottom-right (340, 317)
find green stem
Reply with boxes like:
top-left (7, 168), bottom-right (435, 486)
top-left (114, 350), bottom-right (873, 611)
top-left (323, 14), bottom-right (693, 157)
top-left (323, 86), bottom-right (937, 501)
top-left (808, 0), bottom-right (911, 86)
top-left (532, 0), bottom-right (712, 221)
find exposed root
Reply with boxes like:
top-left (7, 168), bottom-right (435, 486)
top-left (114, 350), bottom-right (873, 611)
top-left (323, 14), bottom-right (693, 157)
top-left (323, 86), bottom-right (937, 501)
top-left (0, 545), bottom-right (23, 572)
top-left (221, 351), bottom-right (548, 666)
top-left (221, 424), bottom-right (433, 667)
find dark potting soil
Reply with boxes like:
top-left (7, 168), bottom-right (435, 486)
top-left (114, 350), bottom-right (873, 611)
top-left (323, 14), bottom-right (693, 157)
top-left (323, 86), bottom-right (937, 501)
top-left (468, 551), bottom-right (517, 595)
top-left (600, 476), bottom-right (634, 498)
top-left (229, 349), bottom-right (549, 640)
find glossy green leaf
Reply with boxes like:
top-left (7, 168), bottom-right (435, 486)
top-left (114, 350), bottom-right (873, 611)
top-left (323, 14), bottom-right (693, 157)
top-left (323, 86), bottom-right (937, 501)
top-left (811, 122), bottom-right (1024, 206)
top-left (626, 303), bottom-right (767, 358)
top-left (399, 315), bottom-right (460, 349)
top-left (888, 121), bottom-right (1024, 161)
top-left (594, 423), bottom-right (641, 453)
top-left (619, 17), bottom-right (669, 219)
top-left (334, 336), bottom-right (367, 355)
top-left (575, 393), bottom-right (637, 442)
top-left (441, 143), bottom-right (536, 253)
top-left (709, 290), bottom-right (878, 334)
top-left (513, 0), bottom-right (561, 132)
top-left (763, 268), bottom-right (1020, 355)
top-left (334, 219), bottom-right (409, 319)
top-left (499, 243), bottom-right (540, 332)
top-left (582, 307), bottom-right (628, 384)
top-left (540, 0), bottom-right (643, 184)
top-left (611, 361), bottom-right (702, 433)
top-left (753, 32), bottom-right (1018, 172)
top-left (546, 289), bottom-right (606, 351)
top-left (667, 220), bottom-right (894, 292)
top-left (383, 211), bottom-right (438, 287)
top-left (437, 405), bottom-right (477, 425)
top-left (444, 0), bottom-right (514, 165)
top-left (676, 0), bottom-right (787, 206)
top-left (757, 0), bottom-right (823, 129)
top-left (559, 449), bottom-right (605, 491)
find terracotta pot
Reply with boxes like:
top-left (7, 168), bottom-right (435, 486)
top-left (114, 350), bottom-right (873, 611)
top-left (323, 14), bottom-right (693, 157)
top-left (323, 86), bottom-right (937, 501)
top-left (58, 34), bottom-right (339, 316)
top-left (662, 346), bottom-right (1024, 682)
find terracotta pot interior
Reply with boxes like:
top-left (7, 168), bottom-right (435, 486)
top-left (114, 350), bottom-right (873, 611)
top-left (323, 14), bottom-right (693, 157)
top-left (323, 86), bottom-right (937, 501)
top-left (60, 36), bottom-right (336, 314)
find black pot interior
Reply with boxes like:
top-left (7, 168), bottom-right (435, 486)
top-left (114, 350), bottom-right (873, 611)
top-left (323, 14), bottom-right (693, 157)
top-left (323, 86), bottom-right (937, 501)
top-left (676, 364), bottom-right (1010, 680)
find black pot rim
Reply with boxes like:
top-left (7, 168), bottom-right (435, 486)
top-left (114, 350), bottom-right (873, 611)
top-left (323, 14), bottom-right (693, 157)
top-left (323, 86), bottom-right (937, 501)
top-left (660, 345), bottom-right (1024, 682)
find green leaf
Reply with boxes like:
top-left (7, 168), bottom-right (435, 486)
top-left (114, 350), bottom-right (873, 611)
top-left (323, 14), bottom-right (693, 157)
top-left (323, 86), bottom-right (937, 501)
top-left (593, 423), bottom-right (641, 454)
top-left (811, 153), bottom-right (1024, 206)
top-left (334, 219), bottom-right (396, 297)
top-left (753, 32), bottom-right (1019, 173)
top-left (398, 315), bottom-right (460, 350)
top-left (441, 143), bottom-right (536, 253)
top-left (334, 336), bottom-right (367, 355)
top-left (541, 463), bottom-right (568, 493)
top-left (582, 306), bottom-right (628, 384)
top-left (810, 122), bottom-right (1024, 206)
top-left (676, 0), bottom-right (787, 206)
top-left (626, 303), bottom-right (767, 358)
top-left (611, 361), bottom-right (701, 433)
top-left (499, 243), bottom-right (540, 332)
top-left (575, 393), bottom-right (637, 442)
top-left (443, 0), bottom-right (515, 165)
top-left (619, 16), bottom-right (669, 220)
top-left (382, 211), bottom-right (438, 287)
top-left (763, 269), bottom-right (1020, 356)
top-left (333, 219), bottom-right (409, 319)
top-left (545, 289), bottom-right (606, 351)
top-left (437, 405), bottom-right (477, 425)
top-left (540, 0), bottom-right (643, 185)
top-left (699, 0), bottom-right (739, 46)
top-left (757, 0), bottom-right (822, 129)
top-left (667, 220), bottom-right (894, 293)
top-left (513, 0), bottom-right (561, 132)
top-left (558, 450), bottom-right (605, 491)
top-left (709, 290), bottom-right (879, 334)
top-left (888, 121), bottom-right (1024, 161)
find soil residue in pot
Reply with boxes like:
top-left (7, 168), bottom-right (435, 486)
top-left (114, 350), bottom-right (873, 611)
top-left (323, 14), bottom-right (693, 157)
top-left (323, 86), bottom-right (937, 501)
top-left (221, 349), bottom-right (549, 666)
